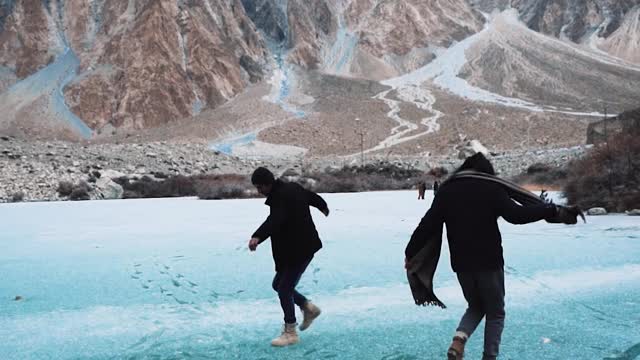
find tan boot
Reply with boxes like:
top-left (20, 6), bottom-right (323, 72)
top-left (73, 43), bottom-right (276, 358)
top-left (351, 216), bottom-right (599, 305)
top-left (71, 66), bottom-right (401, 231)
top-left (447, 335), bottom-right (467, 360)
top-left (299, 302), bottom-right (321, 331)
top-left (271, 323), bottom-right (299, 347)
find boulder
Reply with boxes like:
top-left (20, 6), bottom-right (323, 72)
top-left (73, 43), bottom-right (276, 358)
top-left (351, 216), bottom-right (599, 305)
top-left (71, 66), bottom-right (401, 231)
top-left (626, 209), bottom-right (640, 216)
top-left (94, 177), bottom-right (124, 200)
top-left (458, 140), bottom-right (490, 159)
top-left (100, 169), bottom-right (126, 179)
top-left (324, 165), bottom-right (341, 174)
top-left (282, 168), bottom-right (302, 177)
top-left (587, 207), bottom-right (607, 216)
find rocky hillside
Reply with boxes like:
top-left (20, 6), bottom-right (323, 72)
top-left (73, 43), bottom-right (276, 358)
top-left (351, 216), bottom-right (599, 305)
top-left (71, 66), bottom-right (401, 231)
top-left (0, 0), bottom-right (266, 139)
top-left (587, 107), bottom-right (640, 145)
top-left (469, 0), bottom-right (640, 44)
top-left (0, 0), bottom-right (638, 154)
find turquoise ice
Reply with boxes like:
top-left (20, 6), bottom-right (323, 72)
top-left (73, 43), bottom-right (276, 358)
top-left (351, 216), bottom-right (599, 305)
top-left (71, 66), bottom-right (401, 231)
top-left (0, 191), bottom-right (639, 359)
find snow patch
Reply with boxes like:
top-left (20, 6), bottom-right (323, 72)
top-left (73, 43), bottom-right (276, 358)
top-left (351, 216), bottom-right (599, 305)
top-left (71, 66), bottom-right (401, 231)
top-left (262, 46), bottom-right (306, 118)
top-left (322, 17), bottom-right (358, 76)
top-left (1, 48), bottom-right (93, 138)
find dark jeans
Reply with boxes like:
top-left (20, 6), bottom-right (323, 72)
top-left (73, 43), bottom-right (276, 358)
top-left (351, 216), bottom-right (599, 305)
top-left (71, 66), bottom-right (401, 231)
top-left (272, 256), bottom-right (313, 324)
top-left (456, 269), bottom-right (505, 360)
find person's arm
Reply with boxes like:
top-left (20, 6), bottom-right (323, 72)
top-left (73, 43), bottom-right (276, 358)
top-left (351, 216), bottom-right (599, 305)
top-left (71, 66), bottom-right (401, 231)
top-left (405, 196), bottom-right (444, 259)
top-left (251, 197), bottom-right (286, 244)
top-left (495, 187), bottom-right (556, 224)
top-left (307, 189), bottom-right (329, 216)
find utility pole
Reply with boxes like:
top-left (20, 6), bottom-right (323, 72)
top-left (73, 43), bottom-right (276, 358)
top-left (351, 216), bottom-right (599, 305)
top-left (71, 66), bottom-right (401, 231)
top-left (355, 117), bottom-right (364, 165)
top-left (360, 130), bottom-right (364, 165)
top-left (603, 105), bottom-right (614, 196)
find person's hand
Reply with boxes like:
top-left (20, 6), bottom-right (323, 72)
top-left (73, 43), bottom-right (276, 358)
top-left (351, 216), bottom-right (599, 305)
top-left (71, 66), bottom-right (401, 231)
top-left (321, 207), bottom-right (330, 217)
top-left (547, 205), bottom-right (585, 224)
top-left (248, 237), bottom-right (260, 251)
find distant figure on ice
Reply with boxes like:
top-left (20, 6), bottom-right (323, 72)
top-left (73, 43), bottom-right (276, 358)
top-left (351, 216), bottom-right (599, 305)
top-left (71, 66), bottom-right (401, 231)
top-left (433, 180), bottom-right (440, 195)
top-left (417, 181), bottom-right (427, 200)
top-left (248, 167), bottom-right (329, 347)
top-left (404, 153), bottom-right (583, 360)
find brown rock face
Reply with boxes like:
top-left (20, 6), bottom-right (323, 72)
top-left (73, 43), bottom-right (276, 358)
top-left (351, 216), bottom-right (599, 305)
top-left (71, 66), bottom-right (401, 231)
top-left (0, 0), bottom-right (62, 79)
top-left (243, 0), bottom-right (483, 78)
top-left (346, 0), bottom-right (483, 57)
top-left (0, 0), bottom-right (267, 137)
top-left (286, 0), bottom-right (336, 69)
top-left (67, 0), bottom-right (267, 132)
top-left (341, 0), bottom-right (484, 77)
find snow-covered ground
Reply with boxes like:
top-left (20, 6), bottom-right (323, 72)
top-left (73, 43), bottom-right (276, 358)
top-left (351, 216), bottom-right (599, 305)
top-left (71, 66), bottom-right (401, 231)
top-left (1, 192), bottom-right (639, 359)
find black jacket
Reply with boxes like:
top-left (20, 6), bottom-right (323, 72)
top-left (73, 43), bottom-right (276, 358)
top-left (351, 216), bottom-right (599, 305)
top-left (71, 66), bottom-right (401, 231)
top-left (253, 180), bottom-right (328, 271)
top-left (405, 177), bottom-right (556, 272)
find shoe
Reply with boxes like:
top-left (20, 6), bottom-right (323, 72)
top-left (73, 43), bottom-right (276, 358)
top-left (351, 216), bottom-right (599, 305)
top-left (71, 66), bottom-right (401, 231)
top-left (271, 323), bottom-right (299, 347)
top-left (299, 302), bottom-right (321, 331)
top-left (447, 336), bottom-right (466, 360)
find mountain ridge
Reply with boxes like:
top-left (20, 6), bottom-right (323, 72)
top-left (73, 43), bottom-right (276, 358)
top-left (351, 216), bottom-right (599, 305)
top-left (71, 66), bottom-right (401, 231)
top-left (0, 0), bottom-right (637, 159)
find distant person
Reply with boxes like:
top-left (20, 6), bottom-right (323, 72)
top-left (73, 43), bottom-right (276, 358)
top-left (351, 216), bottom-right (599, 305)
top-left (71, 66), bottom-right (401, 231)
top-left (433, 180), bottom-right (440, 195)
top-left (248, 167), bottom-right (329, 347)
top-left (418, 181), bottom-right (427, 200)
top-left (404, 153), bottom-right (582, 360)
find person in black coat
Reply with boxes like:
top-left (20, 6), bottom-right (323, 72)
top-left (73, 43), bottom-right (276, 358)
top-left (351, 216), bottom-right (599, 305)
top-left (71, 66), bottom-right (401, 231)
top-left (248, 167), bottom-right (329, 347)
top-left (405, 153), bottom-right (559, 360)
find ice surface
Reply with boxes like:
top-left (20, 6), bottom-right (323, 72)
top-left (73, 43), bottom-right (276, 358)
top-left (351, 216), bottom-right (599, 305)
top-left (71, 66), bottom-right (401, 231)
top-left (0, 191), bottom-right (638, 359)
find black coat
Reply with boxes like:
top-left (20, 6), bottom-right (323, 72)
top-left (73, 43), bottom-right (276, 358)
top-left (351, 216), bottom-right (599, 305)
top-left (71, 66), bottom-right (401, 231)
top-left (405, 177), bottom-right (556, 272)
top-left (253, 180), bottom-right (328, 271)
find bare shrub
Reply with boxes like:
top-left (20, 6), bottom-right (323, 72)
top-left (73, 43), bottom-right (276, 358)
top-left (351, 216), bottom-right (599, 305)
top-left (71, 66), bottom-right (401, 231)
top-left (10, 192), bottom-right (24, 203)
top-left (197, 184), bottom-right (248, 200)
top-left (195, 174), bottom-right (252, 200)
top-left (564, 118), bottom-right (640, 212)
top-left (69, 181), bottom-right (91, 201)
top-left (117, 175), bottom-right (197, 199)
top-left (57, 181), bottom-right (73, 197)
top-left (428, 166), bottom-right (449, 178)
top-left (512, 163), bottom-right (568, 189)
top-left (304, 163), bottom-right (429, 193)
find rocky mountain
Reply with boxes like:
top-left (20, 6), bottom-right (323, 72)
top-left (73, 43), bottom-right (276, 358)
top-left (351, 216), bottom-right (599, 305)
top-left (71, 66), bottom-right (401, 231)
top-left (469, 0), bottom-right (638, 38)
top-left (0, 0), bottom-right (266, 139)
top-left (0, 0), bottom-right (638, 162)
top-left (469, 0), bottom-right (640, 61)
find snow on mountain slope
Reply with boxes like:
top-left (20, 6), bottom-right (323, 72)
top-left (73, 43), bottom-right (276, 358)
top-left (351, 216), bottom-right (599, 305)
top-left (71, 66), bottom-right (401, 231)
top-left (460, 10), bottom-right (640, 114)
top-left (597, 6), bottom-right (640, 65)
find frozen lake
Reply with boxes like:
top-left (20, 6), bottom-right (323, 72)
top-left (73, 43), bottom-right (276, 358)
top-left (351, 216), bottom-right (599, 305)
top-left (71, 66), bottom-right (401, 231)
top-left (1, 191), bottom-right (639, 359)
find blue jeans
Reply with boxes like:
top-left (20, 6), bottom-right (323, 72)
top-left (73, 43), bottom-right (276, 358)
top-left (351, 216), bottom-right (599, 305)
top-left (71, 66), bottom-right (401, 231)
top-left (272, 256), bottom-right (313, 324)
